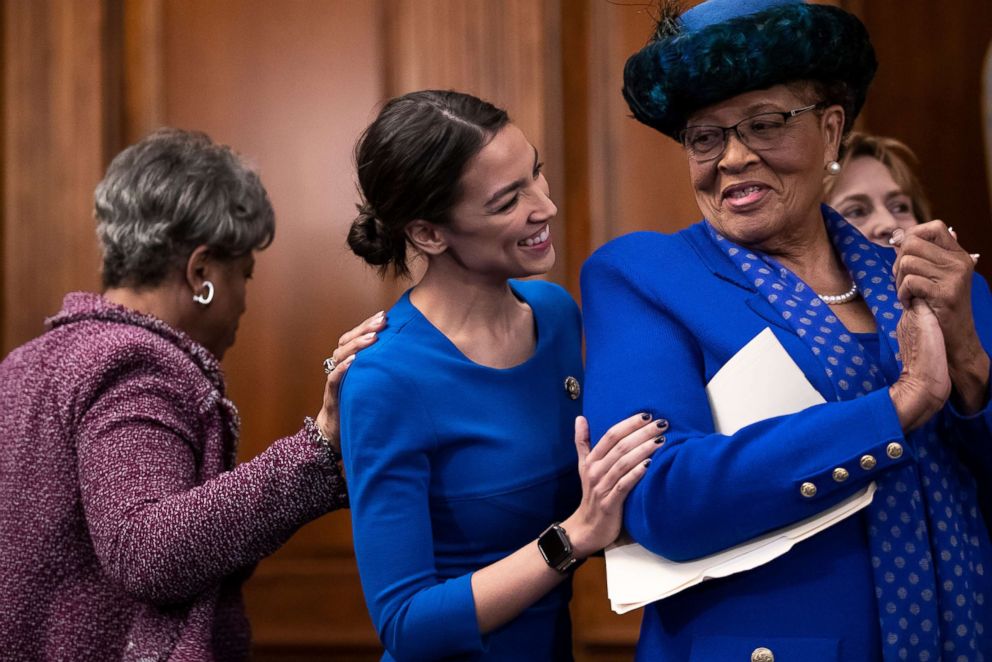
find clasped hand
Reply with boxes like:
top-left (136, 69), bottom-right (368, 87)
top-left (891, 221), bottom-right (989, 415)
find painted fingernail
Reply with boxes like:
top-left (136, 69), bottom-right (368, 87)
top-left (654, 435), bottom-right (665, 445)
top-left (362, 332), bottom-right (376, 341)
top-left (971, 253), bottom-right (981, 264)
top-left (655, 419), bottom-right (668, 430)
top-left (947, 226), bottom-right (955, 236)
top-left (373, 311), bottom-right (385, 321)
top-left (890, 228), bottom-right (905, 245)
top-left (643, 459), bottom-right (652, 468)
top-left (640, 412), bottom-right (651, 421)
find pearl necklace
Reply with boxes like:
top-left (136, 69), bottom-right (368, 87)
top-left (817, 281), bottom-right (859, 305)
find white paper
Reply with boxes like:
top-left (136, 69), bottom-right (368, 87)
top-left (605, 327), bottom-right (876, 614)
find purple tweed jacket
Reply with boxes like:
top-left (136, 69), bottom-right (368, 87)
top-left (0, 293), bottom-right (348, 661)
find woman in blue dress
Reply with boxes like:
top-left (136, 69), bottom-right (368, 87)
top-left (339, 90), bottom-right (664, 661)
top-left (582, 0), bottom-right (992, 659)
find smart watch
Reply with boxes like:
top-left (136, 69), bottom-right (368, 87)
top-left (537, 522), bottom-right (578, 573)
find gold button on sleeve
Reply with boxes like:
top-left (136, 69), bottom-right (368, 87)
top-left (832, 467), bottom-right (849, 482)
top-left (800, 482), bottom-right (817, 498)
top-left (751, 647), bottom-right (775, 662)
top-left (886, 442), bottom-right (903, 459)
top-left (860, 454), bottom-right (877, 471)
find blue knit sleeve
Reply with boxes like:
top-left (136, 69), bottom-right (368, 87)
top-left (581, 242), bottom-right (908, 561)
top-left (340, 357), bottom-right (486, 661)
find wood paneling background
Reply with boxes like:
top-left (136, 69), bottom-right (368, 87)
top-left (855, 0), bottom-right (992, 272)
top-left (2, 1), bottom-right (990, 660)
top-left (2, 0), bottom-right (110, 348)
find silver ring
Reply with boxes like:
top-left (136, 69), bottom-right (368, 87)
top-left (323, 357), bottom-right (337, 374)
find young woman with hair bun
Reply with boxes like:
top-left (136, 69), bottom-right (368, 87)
top-left (340, 90), bottom-right (663, 661)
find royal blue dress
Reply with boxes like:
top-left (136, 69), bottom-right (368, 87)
top-left (340, 279), bottom-right (583, 661)
top-left (581, 222), bottom-right (992, 661)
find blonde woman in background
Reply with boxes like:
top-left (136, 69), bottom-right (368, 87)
top-left (824, 131), bottom-right (932, 245)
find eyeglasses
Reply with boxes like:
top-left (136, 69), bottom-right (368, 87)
top-left (680, 103), bottom-right (822, 162)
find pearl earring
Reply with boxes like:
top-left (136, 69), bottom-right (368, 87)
top-left (825, 160), bottom-right (842, 175)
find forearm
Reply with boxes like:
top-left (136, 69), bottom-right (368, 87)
top-left (621, 389), bottom-right (907, 560)
top-left (470, 534), bottom-right (571, 634)
top-left (948, 335), bottom-right (990, 415)
top-left (88, 425), bottom-right (345, 603)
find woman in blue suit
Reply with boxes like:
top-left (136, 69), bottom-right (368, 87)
top-left (340, 91), bottom-right (664, 661)
top-left (582, 1), bottom-right (992, 659)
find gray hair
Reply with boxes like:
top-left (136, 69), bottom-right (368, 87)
top-left (94, 127), bottom-right (275, 289)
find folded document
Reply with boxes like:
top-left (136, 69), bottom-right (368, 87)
top-left (605, 327), bottom-right (876, 614)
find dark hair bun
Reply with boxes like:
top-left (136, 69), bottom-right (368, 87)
top-left (349, 90), bottom-right (509, 278)
top-left (347, 204), bottom-right (396, 267)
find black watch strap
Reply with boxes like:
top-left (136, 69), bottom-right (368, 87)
top-left (537, 522), bottom-right (578, 573)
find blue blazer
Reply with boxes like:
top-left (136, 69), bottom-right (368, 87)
top-left (581, 222), bottom-right (992, 661)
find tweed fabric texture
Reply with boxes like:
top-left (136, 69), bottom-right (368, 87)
top-left (0, 292), bottom-right (347, 661)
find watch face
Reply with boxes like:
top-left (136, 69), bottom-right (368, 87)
top-left (539, 525), bottom-right (570, 565)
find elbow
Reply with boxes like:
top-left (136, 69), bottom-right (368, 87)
top-left (107, 555), bottom-right (202, 606)
top-left (639, 534), bottom-right (718, 563)
top-left (99, 530), bottom-right (206, 606)
top-left (628, 521), bottom-right (728, 562)
top-left (376, 603), bottom-right (470, 662)
top-left (626, 520), bottom-right (712, 562)
top-left (625, 500), bottom-right (730, 562)
top-left (378, 620), bottom-right (423, 662)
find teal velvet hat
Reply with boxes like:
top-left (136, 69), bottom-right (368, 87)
top-left (622, 0), bottom-right (877, 140)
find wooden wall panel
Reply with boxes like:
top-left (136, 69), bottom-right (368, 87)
top-left (153, 0), bottom-right (389, 655)
top-left (1, 0), bottom-right (110, 354)
top-left (382, 0), bottom-right (569, 288)
top-left (4, 2), bottom-right (990, 661)
top-left (581, 1), bottom-right (699, 273)
top-left (855, 0), bottom-right (992, 279)
top-left (122, 0), bottom-right (163, 145)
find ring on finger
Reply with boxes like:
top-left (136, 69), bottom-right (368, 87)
top-left (323, 357), bottom-right (337, 374)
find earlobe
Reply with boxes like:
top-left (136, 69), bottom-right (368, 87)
top-left (405, 220), bottom-right (447, 256)
top-left (185, 244), bottom-right (212, 295)
top-left (823, 105), bottom-right (845, 161)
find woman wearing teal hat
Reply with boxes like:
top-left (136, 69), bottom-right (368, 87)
top-left (583, 0), bottom-right (992, 659)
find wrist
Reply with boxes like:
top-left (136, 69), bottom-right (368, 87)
top-left (304, 416), bottom-right (342, 462)
top-left (537, 522), bottom-right (581, 574)
top-left (947, 331), bottom-right (987, 373)
top-left (889, 380), bottom-right (938, 432)
top-left (314, 411), bottom-right (337, 443)
top-left (559, 515), bottom-right (597, 561)
top-left (949, 350), bottom-right (990, 415)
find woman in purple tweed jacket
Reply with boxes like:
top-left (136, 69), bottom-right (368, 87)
top-left (0, 128), bottom-right (378, 661)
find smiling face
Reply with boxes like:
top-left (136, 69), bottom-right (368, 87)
top-left (826, 155), bottom-right (918, 246)
top-left (437, 123), bottom-right (557, 280)
top-left (686, 84), bottom-right (843, 251)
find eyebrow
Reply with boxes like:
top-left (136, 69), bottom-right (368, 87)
top-left (836, 189), bottom-right (909, 207)
top-left (484, 146), bottom-right (540, 209)
top-left (834, 193), bottom-right (872, 207)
